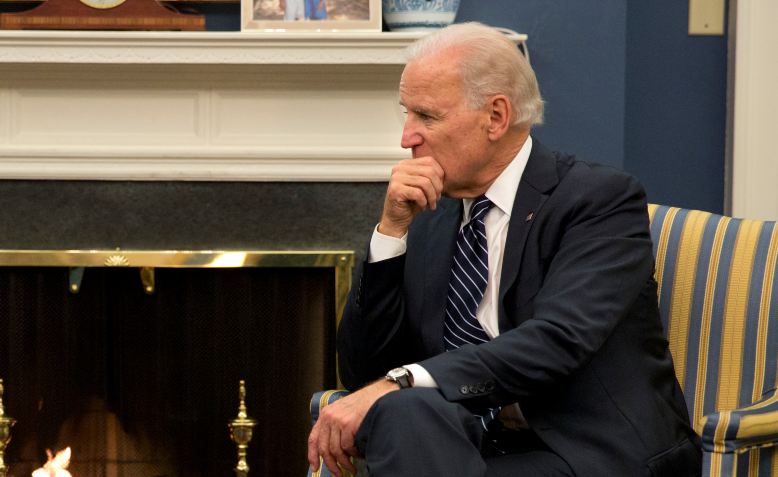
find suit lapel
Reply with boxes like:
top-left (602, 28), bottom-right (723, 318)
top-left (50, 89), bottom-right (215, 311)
top-left (497, 141), bottom-right (560, 331)
top-left (420, 198), bottom-right (462, 355)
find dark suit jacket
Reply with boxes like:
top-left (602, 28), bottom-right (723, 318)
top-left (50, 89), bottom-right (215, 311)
top-left (338, 141), bottom-right (701, 475)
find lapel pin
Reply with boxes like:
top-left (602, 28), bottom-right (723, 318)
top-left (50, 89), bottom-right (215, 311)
top-left (526, 212), bottom-right (534, 222)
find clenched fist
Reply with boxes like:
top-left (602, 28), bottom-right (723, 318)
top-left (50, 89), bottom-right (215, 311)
top-left (378, 156), bottom-right (445, 238)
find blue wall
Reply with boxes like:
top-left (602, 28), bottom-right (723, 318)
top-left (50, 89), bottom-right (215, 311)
top-left (457, 0), bottom-right (728, 213)
top-left (624, 1), bottom-right (727, 213)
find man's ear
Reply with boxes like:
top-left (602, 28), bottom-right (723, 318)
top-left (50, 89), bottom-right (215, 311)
top-left (486, 95), bottom-right (513, 141)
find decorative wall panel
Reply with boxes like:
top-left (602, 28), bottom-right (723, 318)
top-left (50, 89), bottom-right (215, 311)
top-left (11, 88), bottom-right (203, 146)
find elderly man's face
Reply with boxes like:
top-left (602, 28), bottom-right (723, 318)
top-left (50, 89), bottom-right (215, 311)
top-left (399, 50), bottom-right (493, 198)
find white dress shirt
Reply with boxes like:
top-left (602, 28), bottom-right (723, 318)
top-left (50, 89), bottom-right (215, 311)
top-left (369, 136), bottom-right (532, 388)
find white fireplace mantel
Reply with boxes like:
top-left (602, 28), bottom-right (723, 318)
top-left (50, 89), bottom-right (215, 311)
top-left (0, 30), bottom-right (441, 65)
top-left (0, 30), bottom-right (527, 181)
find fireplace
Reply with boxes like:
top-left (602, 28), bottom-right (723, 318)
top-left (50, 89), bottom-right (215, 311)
top-left (0, 249), bottom-right (353, 476)
top-left (0, 31), bottom-right (420, 475)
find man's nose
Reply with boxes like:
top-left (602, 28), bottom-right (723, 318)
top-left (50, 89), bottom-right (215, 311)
top-left (401, 120), bottom-right (422, 149)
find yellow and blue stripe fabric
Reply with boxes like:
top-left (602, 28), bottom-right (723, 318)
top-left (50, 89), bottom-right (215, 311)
top-left (649, 204), bottom-right (778, 477)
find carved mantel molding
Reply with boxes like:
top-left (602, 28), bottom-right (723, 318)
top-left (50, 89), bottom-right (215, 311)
top-left (0, 30), bottom-right (527, 182)
top-left (0, 30), bottom-right (440, 65)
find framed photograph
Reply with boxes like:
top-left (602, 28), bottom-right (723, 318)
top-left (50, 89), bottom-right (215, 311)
top-left (242, 0), bottom-right (381, 32)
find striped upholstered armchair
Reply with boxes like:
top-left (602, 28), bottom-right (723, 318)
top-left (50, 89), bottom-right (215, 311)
top-left (309, 204), bottom-right (778, 476)
top-left (649, 204), bottom-right (778, 476)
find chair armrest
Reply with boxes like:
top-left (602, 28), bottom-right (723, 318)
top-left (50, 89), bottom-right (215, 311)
top-left (700, 388), bottom-right (778, 454)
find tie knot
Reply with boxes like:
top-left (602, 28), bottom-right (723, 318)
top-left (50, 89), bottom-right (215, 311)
top-left (469, 196), bottom-right (494, 223)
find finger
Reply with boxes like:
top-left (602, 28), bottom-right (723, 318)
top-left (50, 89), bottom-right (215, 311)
top-left (339, 432), bottom-right (360, 472)
top-left (329, 425), bottom-right (356, 475)
top-left (338, 453), bottom-right (357, 475)
top-left (392, 161), bottom-right (444, 207)
top-left (340, 428), bottom-right (355, 456)
top-left (320, 446), bottom-right (341, 477)
top-left (337, 455), bottom-right (356, 475)
top-left (427, 160), bottom-right (445, 194)
top-left (385, 181), bottom-right (429, 213)
top-left (318, 427), bottom-right (341, 477)
top-left (322, 453), bottom-right (341, 477)
top-left (395, 157), bottom-right (444, 184)
top-left (406, 156), bottom-right (445, 187)
top-left (414, 173), bottom-right (442, 210)
top-left (413, 155), bottom-right (445, 175)
top-left (307, 425), bottom-right (321, 469)
top-left (390, 176), bottom-right (435, 209)
top-left (393, 171), bottom-right (439, 203)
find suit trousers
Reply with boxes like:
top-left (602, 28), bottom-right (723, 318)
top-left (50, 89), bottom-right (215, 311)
top-left (355, 388), bottom-right (574, 477)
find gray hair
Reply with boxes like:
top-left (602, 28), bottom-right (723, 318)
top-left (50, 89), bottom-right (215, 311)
top-left (405, 22), bottom-right (544, 128)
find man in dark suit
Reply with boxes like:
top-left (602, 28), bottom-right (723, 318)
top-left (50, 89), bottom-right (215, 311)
top-left (307, 22), bottom-right (701, 476)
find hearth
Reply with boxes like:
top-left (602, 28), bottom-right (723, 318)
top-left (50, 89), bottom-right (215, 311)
top-left (0, 250), bottom-right (353, 477)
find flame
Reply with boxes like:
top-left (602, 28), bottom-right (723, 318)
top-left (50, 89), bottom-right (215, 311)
top-left (31, 446), bottom-right (73, 477)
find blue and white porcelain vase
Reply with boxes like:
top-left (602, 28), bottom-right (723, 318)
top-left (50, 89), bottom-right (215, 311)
top-left (382, 0), bottom-right (461, 32)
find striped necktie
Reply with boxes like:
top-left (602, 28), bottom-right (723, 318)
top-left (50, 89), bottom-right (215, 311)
top-left (443, 195), bottom-right (500, 429)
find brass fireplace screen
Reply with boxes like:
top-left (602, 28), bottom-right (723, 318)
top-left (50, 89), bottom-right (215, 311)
top-left (0, 249), bottom-right (354, 300)
top-left (0, 249), bottom-right (354, 477)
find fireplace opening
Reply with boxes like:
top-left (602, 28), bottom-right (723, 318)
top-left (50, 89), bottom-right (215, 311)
top-left (0, 251), bottom-right (353, 477)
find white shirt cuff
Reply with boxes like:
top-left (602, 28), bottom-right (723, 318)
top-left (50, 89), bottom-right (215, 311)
top-left (368, 224), bottom-right (407, 263)
top-left (404, 363), bottom-right (438, 388)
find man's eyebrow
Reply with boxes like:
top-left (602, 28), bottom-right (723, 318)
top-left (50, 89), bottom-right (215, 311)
top-left (398, 99), bottom-right (437, 117)
top-left (403, 105), bottom-right (436, 116)
top-left (413, 106), bottom-right (437, 116)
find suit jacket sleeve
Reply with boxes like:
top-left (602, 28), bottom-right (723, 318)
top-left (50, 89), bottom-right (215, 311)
top-left (419, 164), bottom-right (656, 409)
top-left (337, 251), bottom-right (418, 390)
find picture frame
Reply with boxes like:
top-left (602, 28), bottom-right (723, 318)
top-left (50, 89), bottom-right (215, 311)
top-left (242, 0), bottom-right (381, 32)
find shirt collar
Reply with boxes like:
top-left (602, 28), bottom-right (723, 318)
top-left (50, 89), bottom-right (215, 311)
top-left (463, 135), bottom-right (532, 221)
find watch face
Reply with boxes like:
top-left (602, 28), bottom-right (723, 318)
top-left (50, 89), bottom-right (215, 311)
top-left (388, 368), bottom-right (406, 379)
top-left (387, 367), bottom-right (412, 388)
top-left (79, 0), bottom-right (127, 9)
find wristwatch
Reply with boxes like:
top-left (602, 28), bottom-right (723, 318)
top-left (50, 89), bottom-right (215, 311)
top-left (385, 367), bottom-right (413, 389)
